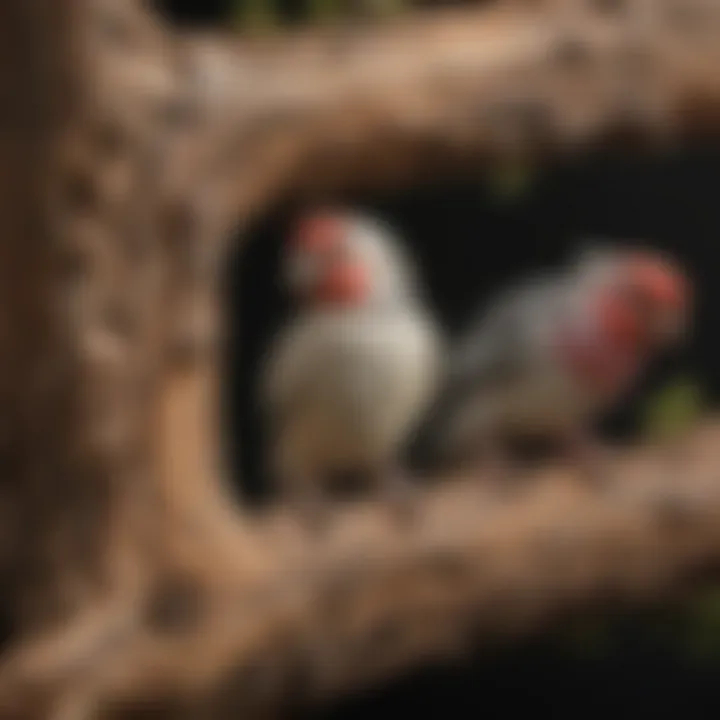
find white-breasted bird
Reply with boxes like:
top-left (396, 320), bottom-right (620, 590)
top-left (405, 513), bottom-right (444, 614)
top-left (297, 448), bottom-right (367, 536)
top-left (262, 208), bottom-right (443, 528)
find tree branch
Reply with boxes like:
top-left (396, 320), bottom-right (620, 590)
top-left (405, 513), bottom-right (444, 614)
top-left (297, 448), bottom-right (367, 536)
top-left (3, 421), bottom-right (720, 718)
top-left (180, 0), bottom-right (720, 223)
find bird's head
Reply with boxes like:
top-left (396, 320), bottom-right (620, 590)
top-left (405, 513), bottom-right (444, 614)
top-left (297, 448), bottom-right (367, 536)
top-left (283, 208), bottom-right (417, 308)
top-left (575, 243), bottom-right (691, 352)
top-left (618, 250), bottom-right (691, 347)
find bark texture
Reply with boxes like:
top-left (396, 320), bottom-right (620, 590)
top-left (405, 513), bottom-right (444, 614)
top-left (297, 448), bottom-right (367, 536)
top-left (0, 0), bottom-right (720, 717)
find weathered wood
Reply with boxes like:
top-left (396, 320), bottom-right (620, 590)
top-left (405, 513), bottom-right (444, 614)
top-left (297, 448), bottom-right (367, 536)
top-left (1, 0), bottom-right (720, 717)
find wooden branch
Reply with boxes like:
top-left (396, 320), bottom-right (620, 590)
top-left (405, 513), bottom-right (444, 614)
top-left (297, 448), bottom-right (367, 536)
top-left (178, 0), bottom-right (720, 223)
top-left (0, 0), bottom-right (119, 631)
top-left (3, 421), bottom-right (720, 718)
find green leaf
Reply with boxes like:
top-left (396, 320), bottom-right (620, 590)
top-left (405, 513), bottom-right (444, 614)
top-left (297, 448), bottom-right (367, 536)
top-left (680, 586), bottom-right (720, 661)
top-left (363, 0), bottom-right (409, 17)
top-left (308, 0), bottom-right (342, 21)
top-left (642, 376), bottom-right (703, 442)
top-left (232, 0), bottom-right (279, 31)
top-left (560, 618), bottom-right (612, 659)
top-left (486, 160), bottom-right (535, 202)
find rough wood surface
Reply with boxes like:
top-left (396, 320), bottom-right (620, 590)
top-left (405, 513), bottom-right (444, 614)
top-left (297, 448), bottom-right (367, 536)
top-left (1, 0), bottom-right (720, 718)
top-left (3, 422), bottom-right (720, 718)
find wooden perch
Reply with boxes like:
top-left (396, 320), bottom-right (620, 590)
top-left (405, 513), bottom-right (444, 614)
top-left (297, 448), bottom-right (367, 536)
top-left (182, 0), bottom-right (720, 214)
top-left (4, 422), bottom-right (720, 719)
top-left (2, 0), bottom-right (720, 718)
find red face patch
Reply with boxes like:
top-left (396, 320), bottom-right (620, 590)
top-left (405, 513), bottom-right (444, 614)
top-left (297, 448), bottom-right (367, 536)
top-left (555, 290), bottom-right (646, 396)
top-left (625, 255), bottom-right (688, 312)
top-left (315, 262), bottom-right (369, 305)
top-left (596, 292), bottom-right (645, 349)
top-left (289, 209), bottom-right (371, 307)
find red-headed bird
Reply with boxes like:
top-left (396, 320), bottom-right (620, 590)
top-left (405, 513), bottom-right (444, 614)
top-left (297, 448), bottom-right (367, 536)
top-left (262, 209), bottom-right (443, 528)
top-left (421, 243), bottom-right (691, 484)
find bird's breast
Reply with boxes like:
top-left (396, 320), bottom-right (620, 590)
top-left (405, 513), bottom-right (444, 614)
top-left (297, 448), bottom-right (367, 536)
top-left (311, 313), bottom-right (439, 444)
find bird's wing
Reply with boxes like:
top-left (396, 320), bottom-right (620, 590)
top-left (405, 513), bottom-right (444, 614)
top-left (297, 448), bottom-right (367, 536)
top-left (448, 275), bottom-right (561, 391)
top-left (414, 272), bottom-right (567, 468)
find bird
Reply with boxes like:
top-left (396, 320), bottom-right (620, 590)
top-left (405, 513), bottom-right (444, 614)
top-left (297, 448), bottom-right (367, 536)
top-left (417, 242), bottom-right (691, 488)
top-left (261, 208), bottom-right (443, 530)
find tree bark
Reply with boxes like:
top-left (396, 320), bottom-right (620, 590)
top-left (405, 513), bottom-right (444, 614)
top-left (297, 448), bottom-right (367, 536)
top-left (3, 422), bottom-right (720, 718)
top-left (1, 0), bottom-right (720, 717)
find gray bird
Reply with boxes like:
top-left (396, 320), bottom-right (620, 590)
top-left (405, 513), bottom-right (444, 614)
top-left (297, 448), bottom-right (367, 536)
top-left (262, 209), bottom-right (443, 529)
top-left (419, 244), bottom-right (691, 485)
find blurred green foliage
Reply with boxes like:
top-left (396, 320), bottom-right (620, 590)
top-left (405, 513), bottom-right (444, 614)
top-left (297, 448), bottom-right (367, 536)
top-left (641, 376), bottom-right (703, 442)
top-left (558, 600), bottom-right (720, 666)
top-left (232, 0), bottom-right (279, 30)
top-left (652, 376), bottom-right (720, 662)
top-left (486, 160), bottom-right (536, 203)
top-left (560, 376), bottom-right (717, 662)
top-left (362, 0), bottom-right (409, 17)
top-left (559, 616), bottom-right (614, 659)
top-left (680, 588), bottom-right (720, 662)
top-left (308, 0), bottom-right (342, 21)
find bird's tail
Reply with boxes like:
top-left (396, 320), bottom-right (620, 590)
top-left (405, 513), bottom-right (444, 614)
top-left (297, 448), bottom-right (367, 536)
top-left (407, 375), bottom-right (474, 475)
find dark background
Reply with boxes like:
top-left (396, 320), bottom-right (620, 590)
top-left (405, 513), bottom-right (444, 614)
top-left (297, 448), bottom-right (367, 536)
top-left (160, 1), bottom-right (720, 716)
